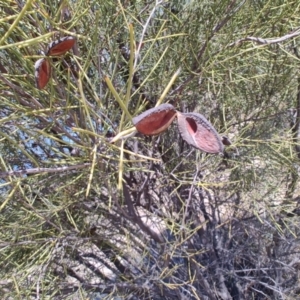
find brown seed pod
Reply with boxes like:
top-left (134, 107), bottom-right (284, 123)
top-left (177, 112), bottom-right (224, 154)
top-left (133, 103), bottom-right (177, 135)
top-left (34, 58), bottom-right (51, 89)
top-left (221, 136), bottom-right (232, 146)
top-left (46, 36), bottom-right (76, 56)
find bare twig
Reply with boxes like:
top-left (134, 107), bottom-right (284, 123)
top-left (291, 46), bottom-right (300, 159)
top-left (0, 163), bottom-right (91, 178)
top-left (134, 0), bottom-right (163, 70)
top-left (229, 27), bottom-right (300, 47)
top-left (122, 181), bottom-right (164, 243)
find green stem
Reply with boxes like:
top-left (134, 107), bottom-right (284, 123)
top-left (0, 0), bottom-right (35, 46)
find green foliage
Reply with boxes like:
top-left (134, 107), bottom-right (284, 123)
top-left (1, 0), bottom-right (300, 299)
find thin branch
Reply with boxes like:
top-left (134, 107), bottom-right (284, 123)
top-left (122, 181), bottom-right (164, 243)
top-left (0, 163), bottom-right (91, 178)
top-left (229, 27), bottom-right (300, 47)
top-left (195, 0), bottom-right (241, 64)
top-left (292, 46), bottom-right (300, 159)
top-left (171, 0), bottom-right (245, 96)
top-left (0, 74), bottom-right (43, 109)
top-left (134, 0), bottom-right (163, 70)
top-left (183, 168), bottom-right (199, 225)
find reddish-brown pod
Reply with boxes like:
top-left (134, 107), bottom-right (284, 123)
top-left (34, 58), bottom-right (51, 89)
top-left (177, 112), bottom-right (224, 154)
top-left (46, 36), bottom-right (76, 56)
top-left (221, 136), bottom-right (232, 146)
top-left (133, 103), bottom-right (177, 135)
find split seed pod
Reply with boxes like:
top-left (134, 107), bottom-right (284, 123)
top-left (177, 112), bottom-right (224, 154)
top-left (34, 58), bottom-right (51, 89)
top-left (133, 103), bottom-right (177, 135)
top-left (46, 36), bottom-right (76, 56)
